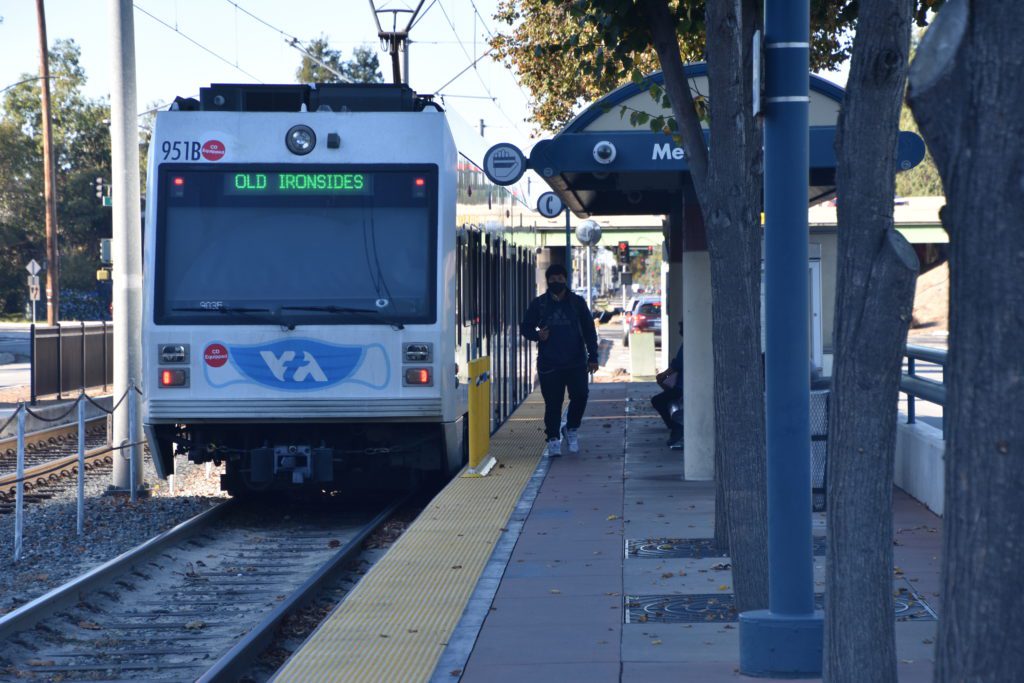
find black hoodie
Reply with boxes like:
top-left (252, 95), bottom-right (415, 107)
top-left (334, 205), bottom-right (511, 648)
top-left (520, 291), bottom-right (598, 373)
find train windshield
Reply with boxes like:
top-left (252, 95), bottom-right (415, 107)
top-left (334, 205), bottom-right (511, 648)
top-left (154, 166), bottom-right (437, 325)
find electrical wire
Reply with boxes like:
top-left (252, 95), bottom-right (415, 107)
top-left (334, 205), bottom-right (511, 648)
top-left (433, 1), bottom-right (527, 138)
top-left (133, 4), bottom-right (263, 82)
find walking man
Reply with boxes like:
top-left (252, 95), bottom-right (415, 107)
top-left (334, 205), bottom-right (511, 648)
top-left (520, 264), bottom-right (599, 456)
top-left (652, 320), bottom-right (684, 448)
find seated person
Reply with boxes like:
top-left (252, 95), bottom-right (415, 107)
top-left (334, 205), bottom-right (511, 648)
top-left (651, 321), bottom-right (684, 447)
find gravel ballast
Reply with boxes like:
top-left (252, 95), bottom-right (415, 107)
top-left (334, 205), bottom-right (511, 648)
top-left (0, 454), bottom-right (227, 616)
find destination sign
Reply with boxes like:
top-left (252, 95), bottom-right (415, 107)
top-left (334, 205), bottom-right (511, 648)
top-left (224, 172), bottom-right (373, 195)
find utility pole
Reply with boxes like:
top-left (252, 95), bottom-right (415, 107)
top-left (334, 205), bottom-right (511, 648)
top-left (109, 0), bottom-right (143, 492)
top-left (35, 0), bottom-right (59, 326)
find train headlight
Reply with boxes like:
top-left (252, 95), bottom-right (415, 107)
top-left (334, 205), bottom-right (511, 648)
top-left (285, 125), bottom-right (316, 155)
top-left (403, 343), bottom-right (433, 362)
top-left (159, 344), bottom-right (189, 364)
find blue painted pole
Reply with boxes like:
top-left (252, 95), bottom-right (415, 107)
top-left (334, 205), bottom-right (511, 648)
top-left (738, 0), bottom-right (823, 676)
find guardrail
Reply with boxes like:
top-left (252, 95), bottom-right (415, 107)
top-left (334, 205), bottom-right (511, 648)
top-left (30, 322), bottom-right (113, 404)
top-left (901, 344), bottom-right (946, 439)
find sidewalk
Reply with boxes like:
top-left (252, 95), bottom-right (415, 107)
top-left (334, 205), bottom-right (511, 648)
top-left (457, 381), bottom-right (942, 682)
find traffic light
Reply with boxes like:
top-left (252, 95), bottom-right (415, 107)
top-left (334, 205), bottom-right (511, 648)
top-left (94, 177), bottom-right (104, 200)
top-left (617, 241), bottom-right (630, 264)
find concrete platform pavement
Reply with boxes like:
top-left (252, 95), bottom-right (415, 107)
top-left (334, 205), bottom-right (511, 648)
top-left (456, 381), bottom-right (942, 683)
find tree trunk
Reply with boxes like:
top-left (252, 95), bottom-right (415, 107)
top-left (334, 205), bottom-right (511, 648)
top-left (703, 0), bottom-right (769, 613)
top-left (907, 3), bottom-right (1024, 681)
top-left (642, 0), bottom-right (769, 611)
top-left (824, 1), bottom-right (917, 681)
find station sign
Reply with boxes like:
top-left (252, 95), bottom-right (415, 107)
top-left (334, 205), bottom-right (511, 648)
top-left (483, 143), bottom-right (527, 186)
top-left (536, 191), bottom-right (564, 218)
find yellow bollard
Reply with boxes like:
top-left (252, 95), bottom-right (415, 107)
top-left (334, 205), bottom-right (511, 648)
top-left (463, 356), bottom-right (497, 477)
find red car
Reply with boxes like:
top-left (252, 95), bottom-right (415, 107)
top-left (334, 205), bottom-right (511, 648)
top-left (625, 299), bottom-right (662, 347)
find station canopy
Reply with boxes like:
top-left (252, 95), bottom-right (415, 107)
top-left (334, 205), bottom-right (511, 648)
top-left (528, 64), bottom-right (925, 217)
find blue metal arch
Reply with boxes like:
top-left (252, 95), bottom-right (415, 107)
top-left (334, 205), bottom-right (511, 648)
top-left (560, 63), bottom-right (847, 137)
top-left (529, 63), bottom-right (925, 217)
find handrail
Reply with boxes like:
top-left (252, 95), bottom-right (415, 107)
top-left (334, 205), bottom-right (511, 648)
top-left (900, 343), bottom-right (946, 439)
top-left (905, 343), bottom-right (947, 366)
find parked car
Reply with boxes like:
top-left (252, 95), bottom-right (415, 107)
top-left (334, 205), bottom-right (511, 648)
top-left (622, 296), bottom-right (661, 346)
top-left (630, 300), bottom-right (662, 346)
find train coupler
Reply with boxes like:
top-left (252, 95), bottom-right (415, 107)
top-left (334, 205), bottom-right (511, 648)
top-left (250, 445), bottom-right (334, 484)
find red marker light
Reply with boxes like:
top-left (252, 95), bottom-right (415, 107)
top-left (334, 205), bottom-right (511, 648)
top-left (173, 177), bottom-right (185, 186)
top-left (160, 369), bottom-right (187, 387)
top-left (414, 177), bottom-right (426, 187)
top-left (404, 368), bottom-right (432, 385)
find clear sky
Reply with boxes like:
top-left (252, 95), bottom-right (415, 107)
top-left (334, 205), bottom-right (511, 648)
top-left (0, 1), bottom-right (539, 150)
top-left (0, 1), bottom-right (847, 166)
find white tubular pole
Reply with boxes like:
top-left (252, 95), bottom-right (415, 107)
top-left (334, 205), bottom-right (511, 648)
top-left (77, 396), bottom-right (86, 535)
top-left (586, 246), bottom-right (593, 311)
top-left (15, 407), bottom-right (25, 562)
top-left (128, 382), bottom-right (138, 503)
top-left (109, 0), bottom-right (143, 492)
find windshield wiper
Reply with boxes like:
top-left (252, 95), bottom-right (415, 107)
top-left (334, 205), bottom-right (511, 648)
top-left (279, 305), bottom-right (405, 330)
top-left (172, 306), bottom-right (272, 313)
top-left (279, 305), bottom-right (377, 314)
top-left (171, 306), bottom-right (294, 330)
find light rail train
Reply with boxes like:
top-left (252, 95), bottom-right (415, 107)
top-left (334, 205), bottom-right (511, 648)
top-left (142, 83), bottom-right (540, 494)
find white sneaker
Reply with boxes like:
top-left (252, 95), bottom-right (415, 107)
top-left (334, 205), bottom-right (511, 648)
top-left (545, 438), bottom-right (562, 457)
top-left (562, 427), bottom-right (580, 454)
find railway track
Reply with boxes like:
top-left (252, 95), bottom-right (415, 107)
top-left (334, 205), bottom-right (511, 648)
top-left (0, 494), bottom-right (406, 681)
top-left (0, 417), bottom-right (111, 512)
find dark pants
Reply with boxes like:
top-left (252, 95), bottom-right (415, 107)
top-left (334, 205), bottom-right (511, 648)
top-left (539, 365), bottom-right (589, 439)
top-left (651, 386), bottom-right (683, 431)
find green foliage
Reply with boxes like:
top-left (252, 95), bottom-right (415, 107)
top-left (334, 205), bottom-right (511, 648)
top-left (0, 39), bottom-right (113, 314)
top-left (896, 100), bottom-right (943, 197)
top-left (494, 0), bottom-right (861, 133)
top-left (494, 0), bottom-right (944, 135)
top-left (295, 37), bottom-right (384, 84)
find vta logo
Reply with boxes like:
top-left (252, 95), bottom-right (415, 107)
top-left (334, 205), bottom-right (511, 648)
top-left (260, 350), bottom-right (328, 383)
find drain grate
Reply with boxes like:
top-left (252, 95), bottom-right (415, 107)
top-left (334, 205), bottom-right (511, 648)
top-left (626, 584), bottom-right (936, 624)
top-left (626, 593), bottom-right (738, 623)
top-left (626, 536), bottom-right (827, 559)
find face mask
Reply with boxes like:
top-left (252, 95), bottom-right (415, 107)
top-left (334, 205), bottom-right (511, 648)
top-left (547, 282), bottom-right (567, 295)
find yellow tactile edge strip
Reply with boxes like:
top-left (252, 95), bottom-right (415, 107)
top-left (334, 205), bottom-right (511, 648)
top-left (273, 394), bottom-right (546, 683)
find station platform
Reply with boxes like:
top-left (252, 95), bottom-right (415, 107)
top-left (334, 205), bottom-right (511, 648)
top-left (275, 381), bottom-right (943, 682)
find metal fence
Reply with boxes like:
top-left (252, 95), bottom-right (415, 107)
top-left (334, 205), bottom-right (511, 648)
top-left (30, 322), bottom-right (113, 404)
top-left (901, 344), bottom-right (947, 439)
top-left (3, 385), bottom-right (142, 562)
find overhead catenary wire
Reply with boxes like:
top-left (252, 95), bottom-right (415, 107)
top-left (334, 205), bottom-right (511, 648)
top-left (223, 0), bottom-right (353, 82)
top-left (432, 1), bottom-right (528, 138)
top-left (133, 4), bottom-right (263, 82)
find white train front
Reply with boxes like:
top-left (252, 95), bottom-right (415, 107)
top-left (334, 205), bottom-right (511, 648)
top-left (142, 83), bottom-right (538, 495)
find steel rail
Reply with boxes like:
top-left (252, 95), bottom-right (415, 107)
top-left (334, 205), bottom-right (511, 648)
top-left (0, 499), bottom-right (234, 640)
top-left (0, 443), bottom-right (112, 499)
top-left (197, 495), bottom-right (409, 683)
top-left (0, 415), bottom-right (106, 456)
